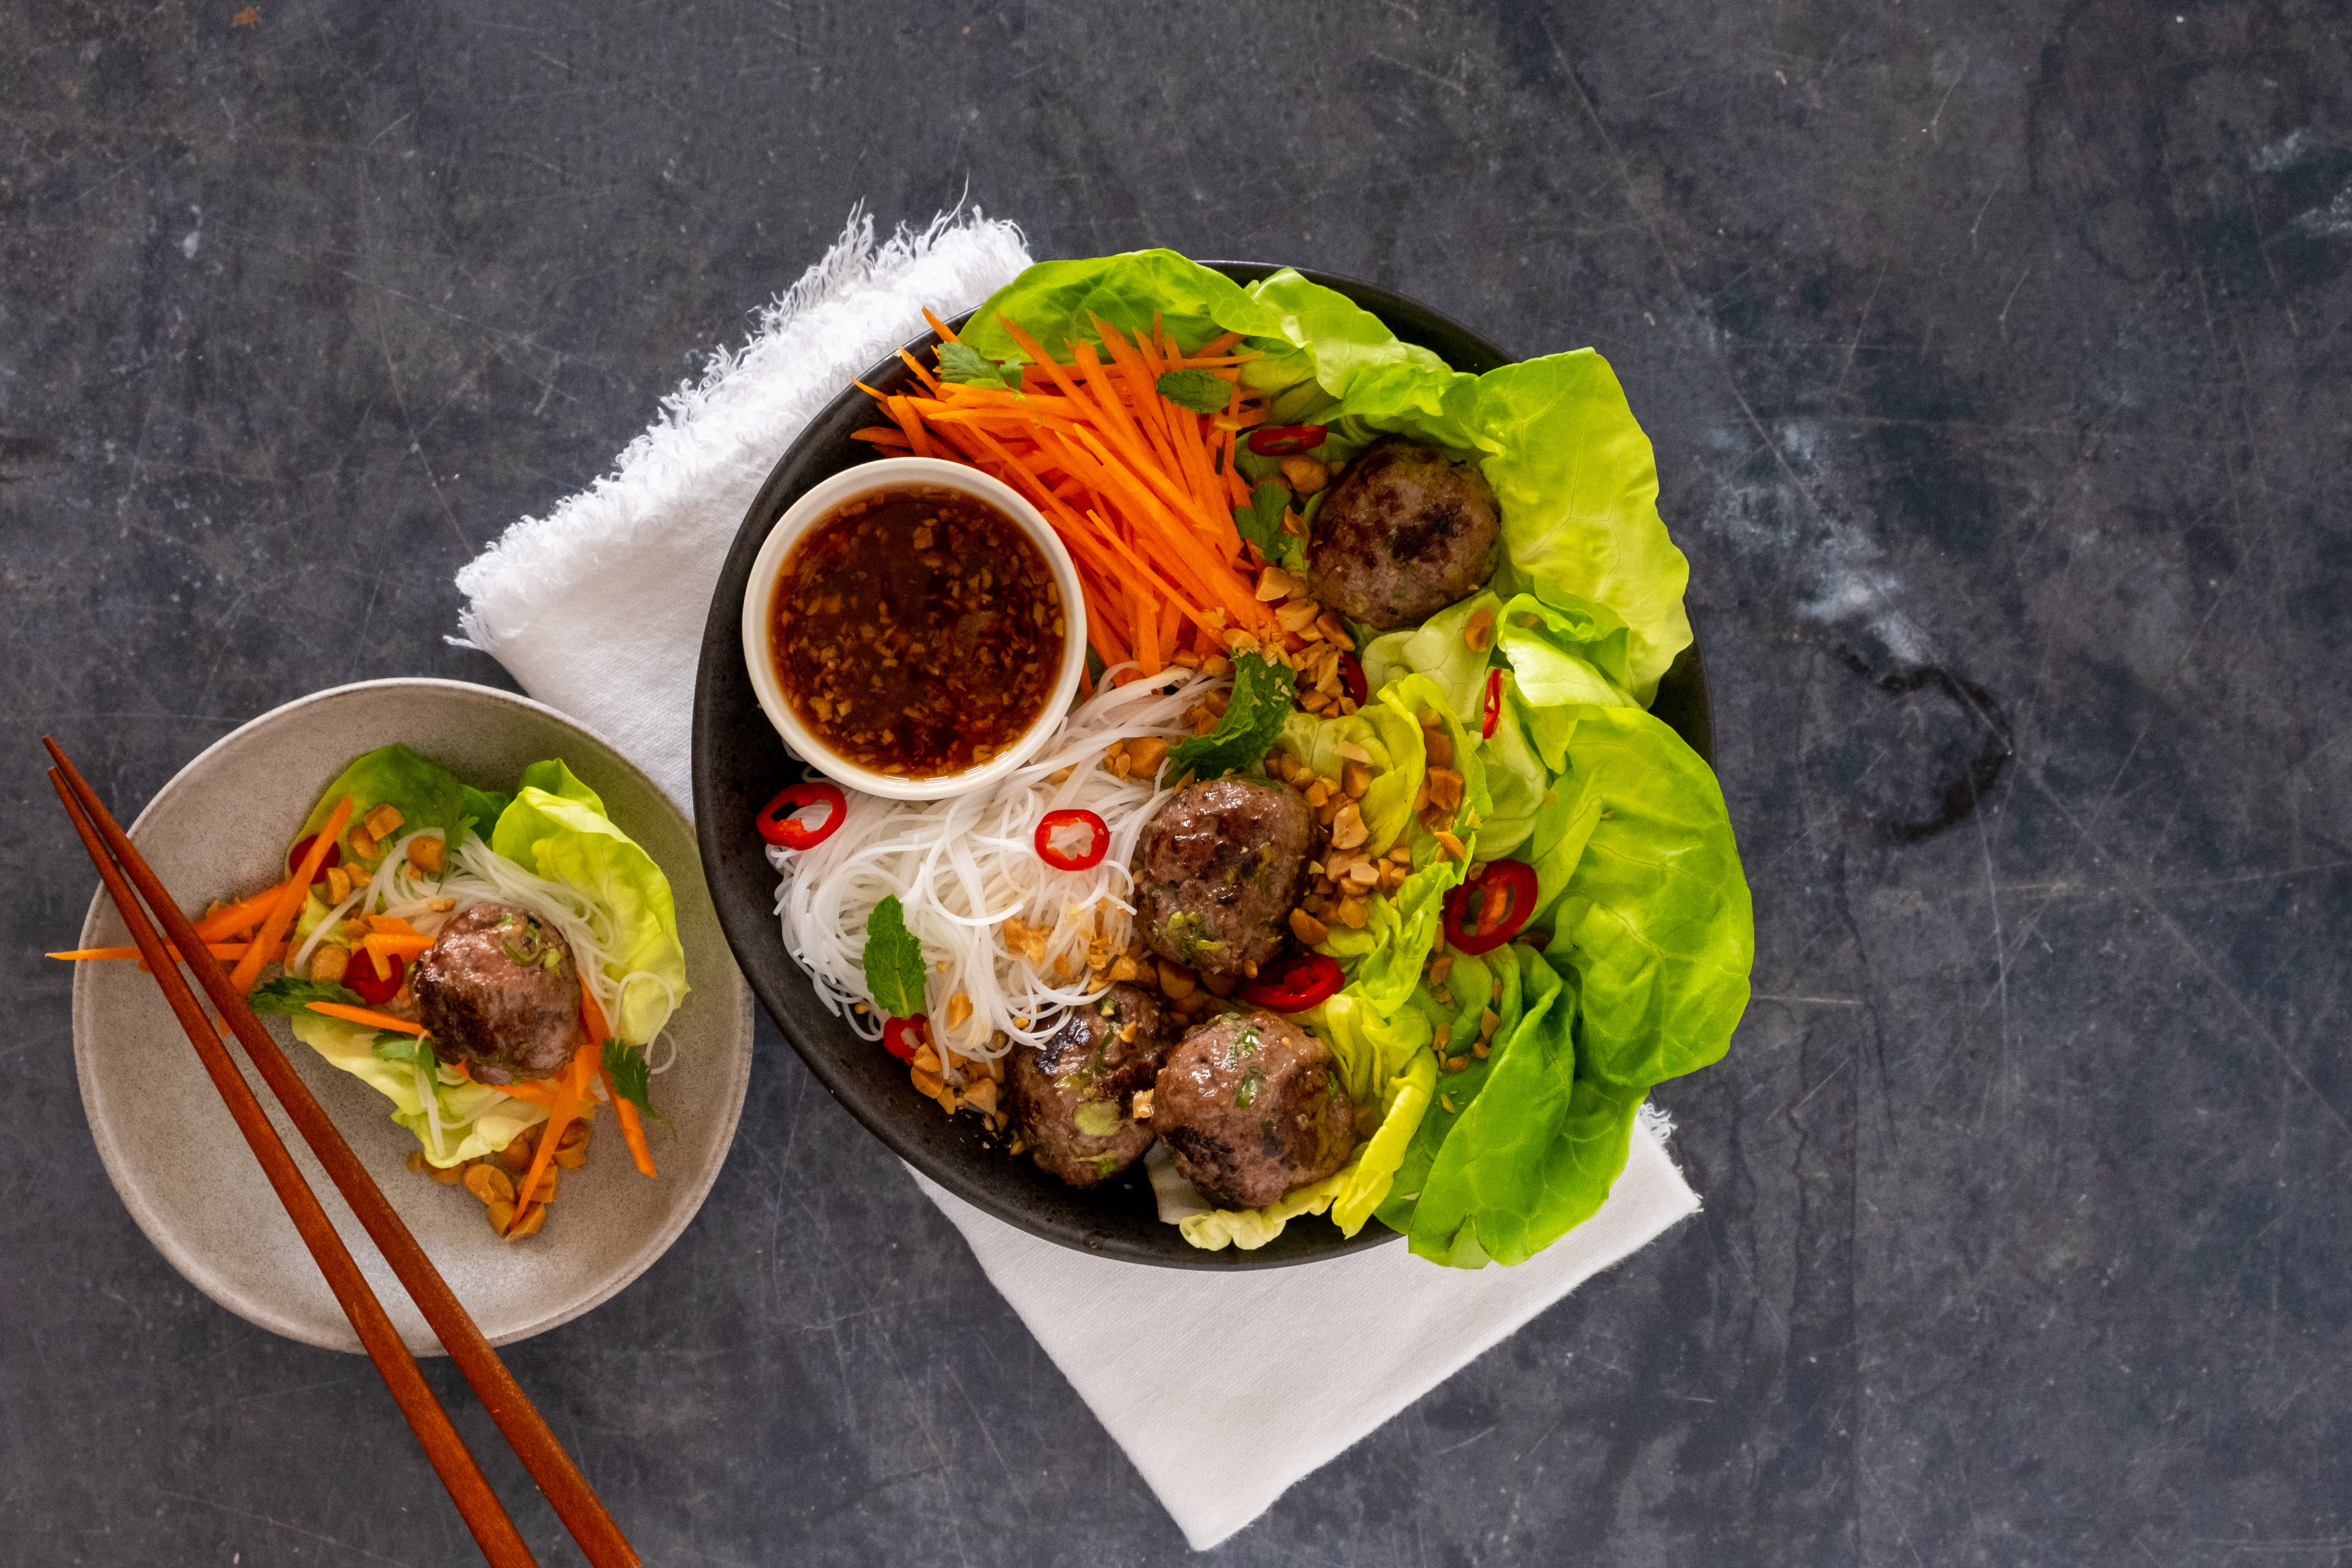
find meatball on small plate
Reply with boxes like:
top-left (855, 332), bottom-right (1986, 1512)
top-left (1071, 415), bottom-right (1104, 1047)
top-left (70, 679), bottom-right (753, 1353)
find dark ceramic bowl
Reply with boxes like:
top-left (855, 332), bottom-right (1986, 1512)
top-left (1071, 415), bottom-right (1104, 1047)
top-left (692, 263), bottom-right (1713, 1267)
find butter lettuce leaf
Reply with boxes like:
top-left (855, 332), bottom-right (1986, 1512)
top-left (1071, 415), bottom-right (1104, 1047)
top-left (291, 1012), bottom-right (544, 1169)
top-left (490, 760), bottom-right (689, 1046)
top-left (1537, 706), bottom-right (1753, 1088)
top-left (295, 743), bottom-right (465, 864)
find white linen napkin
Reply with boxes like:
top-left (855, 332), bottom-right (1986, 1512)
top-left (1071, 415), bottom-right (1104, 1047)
top-left (454, 209), bottom-right (1702, 1551)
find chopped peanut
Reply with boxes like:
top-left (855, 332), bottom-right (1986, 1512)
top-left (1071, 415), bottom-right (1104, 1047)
top-left (405, 834), bottom-right (445, 874)
top-left (911, 1059), bottom-right (945, 1098)
top-left (1329, 801), bottom-right (1368, 851)
top-left (1427, 769), bottom-right (1466, 814)
top-left (364, 803), bottom-right (405, 841)
top-left (1429, 953), bottom-right (1455, 983)
top-left (1434, 830), bottom-right (1467, 861)
top-left (324, 866), bottom-right (352, 904)
top-left (1275, 599), bottom-right (1323, 635)
top-left (1157, 960), bottom-right (1197, 1000)
top-left (1333, 896), bottom-right (1369, 930)
top-left (1125, 736), bottom-right (1169, 780)
top-left (1423, 727), bottom-right (1455, 768)
top-left (1108, 952), bottom-right (1140, 983)
top-left (1002, 915), bottom-right (1050, 964)
top-left (1341, 760), bottom-right (1372, 800)
top-left (1289, 907), bottom-right (1329, 945)
top-left (1304, 777), bottom-right (1334, 810)
top-left (1333, 741), bottom-right (1372, 764)
top-left (1132, 1088), bottom-right (1155, 1121)
top-left (1479, 1008), bottom-right (1500, 1039)
top-left (307, 944), bottom-right (350, 984)
top-left (345, 826), bottom-right (379, 861)
top-left (1280, 456), bottom-right (1329, 495)
top-left (1462, 607), bottom-right (1495, 652)
top-left (945, 992), bottom-right (974, 1030)
top-left (1435, 1022), bottom-right (1453, 1050)
top-left (963, 1078), bottom-right (999, 1116)
top-left (1255, 566), bottom-right (1300, 602)
top-left (911, 1044), bottom-right (943, 1075)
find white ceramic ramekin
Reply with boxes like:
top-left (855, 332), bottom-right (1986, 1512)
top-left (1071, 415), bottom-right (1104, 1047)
top-left (740, 456), bottom-right (1088, 801)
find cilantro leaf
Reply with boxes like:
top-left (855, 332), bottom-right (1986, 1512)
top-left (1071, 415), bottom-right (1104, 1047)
top-left (602, 1038), bottom-right (660, 1122)
top-left (1169, 653), bottom-right (1297, 781)
top-left (862, 894), bottom-right (930, 1020)
top-left (1155, 369), bottom-right (1232, 415)
top-left (938, 342), bottom-right (1019, 389)
top-left (1232, 480), bottom-right (1291, 559)
top-left (458, 785), bottom-right (512, 838)
top-left (249, 976), bottom-right (362, 1015)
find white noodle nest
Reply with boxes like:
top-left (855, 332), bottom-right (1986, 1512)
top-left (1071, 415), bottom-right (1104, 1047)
top-left (770, 665), bottom-right (1227, 1062)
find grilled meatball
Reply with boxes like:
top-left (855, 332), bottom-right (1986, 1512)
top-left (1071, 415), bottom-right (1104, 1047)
top-left (1132, 777), bottom-right (1312, 978)
top-left (414, 902), bottom-right (580, 1084)
top-left (1008, 983), bottom-right (1176, 1187)
top-left (1308, 437), bottom-right (1501, 630)
top-left (1153, 1010), bottom-right (1356, 1209)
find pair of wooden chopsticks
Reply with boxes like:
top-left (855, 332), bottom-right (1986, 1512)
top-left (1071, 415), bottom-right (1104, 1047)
top-left (46, 738), bottom-right (639, 1568)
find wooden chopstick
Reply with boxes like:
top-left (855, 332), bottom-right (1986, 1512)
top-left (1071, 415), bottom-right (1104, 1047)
top-left (48, 768), bottom-right (541, 1568)
top-left (46, 739), bottom-right (641, 1568)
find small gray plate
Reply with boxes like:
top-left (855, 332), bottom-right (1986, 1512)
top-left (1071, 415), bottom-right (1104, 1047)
top-left (70, 678), bottom-right (753, 1354)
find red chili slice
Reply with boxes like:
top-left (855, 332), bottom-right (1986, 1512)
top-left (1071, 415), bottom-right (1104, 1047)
top-left (1034, 808), bottom-right (1110, 871)
top-left (287, 833), bottom-right (343, 881)
top-left (347, 948), bottom-right (404, 1005)
top-left (882, 1014), bottom-right (929, 1061)
top-left (1481, 668), bottom-right (1503, 739)
top-left (1238, 951), bottom-right (1344, 1013)
top-left (1247, 423), bottom-right (1328, 457)
top-left (1440, 858), bottom-right (1540, 955)
top-left (757, 780), bottom-right (848, 849)
top-left (1337, 652), bottom-right (1369, 707)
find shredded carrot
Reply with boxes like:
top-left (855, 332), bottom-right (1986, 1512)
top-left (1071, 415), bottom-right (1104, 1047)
top-left (447, 1061), bottom-right (560, 1107)
top-left (577, 974), bottom-right (656, 1179)
top-left (195, 880), bottom-right (293, 942)
top-left (865, 312), bottom-right (1281, 679)
top-left (362, 933), bottom-right (433, 965)
top-left (306, 1000), bottom-right (425, 1035)
top-left (50, 940), bottom-right (285, 963)
top-left (510, 1040), bottom-right (597, 1225)
top-left (234, 798), bottom-right (352, 994)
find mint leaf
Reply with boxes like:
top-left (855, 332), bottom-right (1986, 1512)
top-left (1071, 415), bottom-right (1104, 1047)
top-left (938, 341), bottom-right (1018, 389)
top-left (862, 894), bottom-right (930, 1020)
top-left (249, 976), bottom-right (361, 1015)
top-left (371, 1033), bottom-right (435, 1071)
top-left (1169, 652), bottom-right (1297, 781)
top-left (602, 1038), bottom-right (660, 1122)
top-left (1232, 480), bottom-right (1291, 559)
top-left (1155, 369), bottom-right (1232, 415)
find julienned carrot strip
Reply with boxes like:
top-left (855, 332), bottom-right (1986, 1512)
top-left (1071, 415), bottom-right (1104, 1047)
top-left (51, 941), bottom-right (286, 963)
top-left (306, 1000), bottom-right (426, 1035)
top-left (923, 307), bottom-right (960, 344)
top-left (578, 972), bottom-right (610, 1043)
top-left (895, 347), bottom-right (943, 397)
top-left (362, 933), bottom-right (433, 965)
top-left (195, 880), bottom-right (293, 942)
top-left (600, 1066), bottom-right (659, 1179)
top-left (234, 797), bottom-right (352, 994)
top-left (511, 1041), bottom-right (596, 1224)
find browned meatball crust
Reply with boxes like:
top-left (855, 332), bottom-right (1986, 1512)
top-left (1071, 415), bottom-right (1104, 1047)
top-left (1008, 983), bottom-right (1176, 1187)
top-left (415, 902), bottom-right (580, 1084)
top-left (1152, 1010), bottom-right (1356, 1209)
top-left (1308, 437), bottom-right (1501, 631)
top-left (1132, 778), bottom-right (1312, 978)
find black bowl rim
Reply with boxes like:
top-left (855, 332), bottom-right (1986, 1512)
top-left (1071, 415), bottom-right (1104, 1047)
top-left (691, 260), bottom-right (1713, 1268)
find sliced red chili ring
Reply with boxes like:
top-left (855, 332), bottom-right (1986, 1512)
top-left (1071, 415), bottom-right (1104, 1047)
top-left (1034, 808), bottom-right (1110, 871)
top-left (287, 833), bottom-right (344, 881)
top-left (1481, 668), bottom-right (1503, 739)
top-left (882, 1014), bottom-right (929, 1061)
top-left (757, 780), bottom-right (848, 849)
top-left (1247, 423), bottom-right (1329, 456)
top-left (1238, 951), bottom-right (1345, 1013)
top-left (347, 948), bottom-right (404, 1005)
top-left (1439, 858), bottom-right (1539, 955)
top-left (1337, 651), bottom-right (1369, 707)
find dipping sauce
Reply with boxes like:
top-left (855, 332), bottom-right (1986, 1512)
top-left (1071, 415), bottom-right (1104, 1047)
top-left (771, 485), bottom-right (1065, 778)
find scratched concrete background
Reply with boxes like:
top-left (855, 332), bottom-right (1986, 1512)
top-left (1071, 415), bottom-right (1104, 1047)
top-left (6, 2), bottom-right (2349, 1564)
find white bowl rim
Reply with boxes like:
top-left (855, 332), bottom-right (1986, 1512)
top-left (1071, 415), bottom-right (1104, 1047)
top-left (738, 456), bottom-right (1089, 802)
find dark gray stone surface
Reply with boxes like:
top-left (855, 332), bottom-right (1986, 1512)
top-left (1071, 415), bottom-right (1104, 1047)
top-left (5, 1), bottom-right (2347, 1562)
